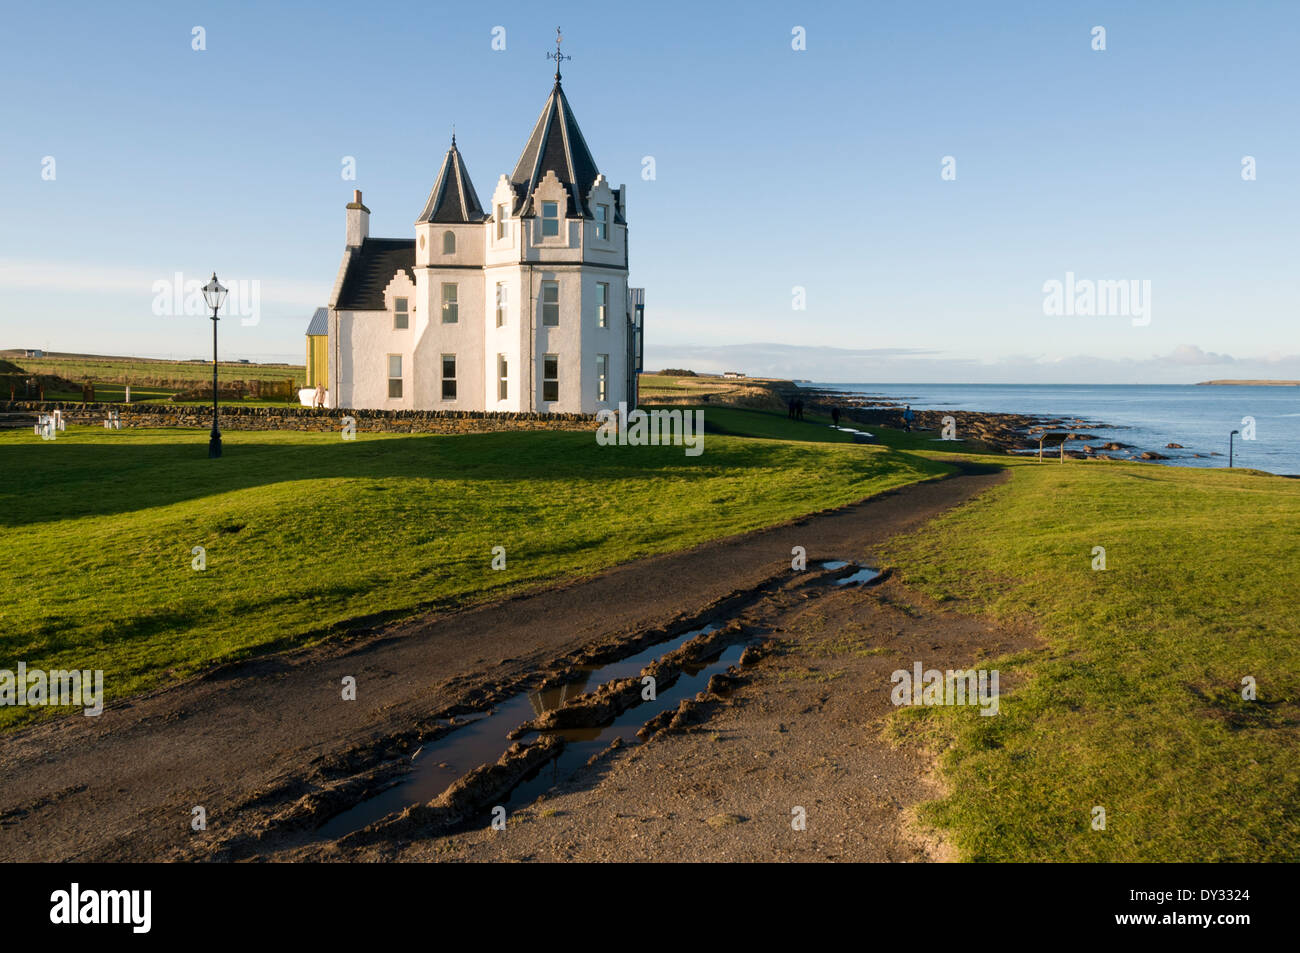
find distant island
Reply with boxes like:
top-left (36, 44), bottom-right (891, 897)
top-left (1196, 379), bottom-right (1300, 386)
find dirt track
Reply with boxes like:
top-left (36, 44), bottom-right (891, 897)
top-left (0, 463), bottom-right (1010, 862)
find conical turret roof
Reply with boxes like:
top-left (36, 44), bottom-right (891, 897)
top-left (510, 80), bottom-right (601, 219)
top-left (416, 138), bottom-right (487, 224)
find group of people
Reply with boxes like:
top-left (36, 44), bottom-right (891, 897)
top-left (787, 399), bottom-right (846, 429)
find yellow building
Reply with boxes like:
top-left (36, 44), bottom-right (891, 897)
top-left (305, 307), bottom-right (328, 388)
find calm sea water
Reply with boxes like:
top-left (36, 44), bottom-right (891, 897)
top-left (804, 383), bottom-right (1300, 476)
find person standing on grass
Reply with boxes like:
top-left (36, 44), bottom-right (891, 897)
top-left (903, 404), bottom-right (913, 432)
top-left (313, 383), bottom-right (325, 408)
top-left (831, 407), bottom-right (841, 428)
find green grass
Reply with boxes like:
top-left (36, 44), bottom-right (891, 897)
top-left (34, 384), bottom-right (296, 408)
top-left (637, 373), bottom-right (735, 398)
top-left (4, 355), bottom-right (304, 406)
top-left (692, 404), bottom-right (985, 454)
top-left (9, 355), bottom-right (303, 387)
top-left (0, 425), bottom-right (949, 730)
top-left (883, 458), bottom-right (1300, 861)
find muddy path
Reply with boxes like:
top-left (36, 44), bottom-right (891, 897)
top-left (0, 462), bottom-right (1005, 862)
top-left (343, 572), bottom-right (1036, 863)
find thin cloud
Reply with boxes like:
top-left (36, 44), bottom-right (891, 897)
top-left (647, 342), bottom-right (1300, 384)
top-left (0, 259), bottom-right (326, 307)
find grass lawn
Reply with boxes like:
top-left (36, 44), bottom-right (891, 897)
top-left (883, 457), bottom-right (1300, 861)
top-left (0, 425), bottom-right (949, 730)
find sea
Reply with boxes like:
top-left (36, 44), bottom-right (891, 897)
top-left (801, 383), bottom-right (1300, 476)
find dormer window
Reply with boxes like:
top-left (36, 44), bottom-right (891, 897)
top-left (394, 297), bottom-right (409, 330)
top-left (496, 204), bottom-right (508, 240)
top-left (442, 230), bottom-right (455, 254)
top-left (595, 204), bottom-right (608, 240)
top-left (542, 201), bottom-right (560, 237)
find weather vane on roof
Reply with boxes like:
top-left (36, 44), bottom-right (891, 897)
top-left (547, 26), bottom-right (570, 81)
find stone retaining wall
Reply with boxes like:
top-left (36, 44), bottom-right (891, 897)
top-left (0, 401), bottom-right (598, 434)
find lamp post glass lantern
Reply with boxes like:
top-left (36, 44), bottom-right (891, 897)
top-left (202, 273), bottom-right (228, 458)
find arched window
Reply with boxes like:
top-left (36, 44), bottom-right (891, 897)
top-left (442, 230), bottom-right (456, 254)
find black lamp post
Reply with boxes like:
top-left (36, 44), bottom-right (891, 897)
top-left (1229, 429), bottom-right (1239, 468)
top-left (201, 273), bottom-right (228, 458)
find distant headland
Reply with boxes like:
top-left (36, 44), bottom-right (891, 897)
top-left (1196, 379), bottom-right (1300, 386)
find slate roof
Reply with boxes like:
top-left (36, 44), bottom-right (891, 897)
top-left (334, 238), bottom-right (416, 311)
top-left (416, 139), bottom-right (487, 224)
top-left (510, 80), bottom-right (603, 219)
top-left (305, 307), bottom-right (328, 336)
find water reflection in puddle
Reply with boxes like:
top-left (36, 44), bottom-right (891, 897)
top-left (503, 639), bottom-right (748, 812)
top-left (837, 567), bottom-right (881, 586)
top-left (316, 624), bottom-right (724, 839)
top-left (818, 561), bottom-right (881, 585)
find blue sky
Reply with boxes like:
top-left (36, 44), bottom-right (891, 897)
top-left (2, 0), bottom-right (1296, 382)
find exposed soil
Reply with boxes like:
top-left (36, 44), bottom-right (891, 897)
top-left (341, 571), bottom-right (1035, 863)
top-left (0, 463), bottom-right (1014, 862)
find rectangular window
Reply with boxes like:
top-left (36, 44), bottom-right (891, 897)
top-left (441, 354), bottom-right (456, 400)
top-left (441, 283), bottom-right (458, 323)
top-left (497, 354), bottom-right (508, 401)
top-left (595, 204), bottom-right (608, 240)
top-left (542, 200), bottom-right (560, 237)
top-left (542, 280), bottom-right (559, 326)
top-left (394, 297), bottom-right (409, 330)
top-left (387, 354), bottom-right (403, 398)
top-left (542, 354), bottom-right (559, 403)
top-left (596, 282), bottom-right (608, 328)
top-left (596, 353), bottom-right (608, 402)
top-left (496, 204), bottom-right (507, 240)
top-left (495, 283), bottom-right (507, 327)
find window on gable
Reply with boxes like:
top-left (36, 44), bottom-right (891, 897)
top-left (542, 354), bottom-right (559, 402)
top-left (542, 201), bottom-right (560, 237)
top-left (496, 204), bottom-right (508, 240)
top-left (394, 297), bottom-right (409, 330)
top-left (541, 281), bottom-right (559, 327)
top-left (441, 354), bottom-right (456, 400)
top-left (443, 230), bottom-right (456, 254)
top-left (595, 204), bottom-right (608, 240)
top-left (441, 283), bottom-right (458, 323)
top-left (387, 354), bottom-right (403, 398)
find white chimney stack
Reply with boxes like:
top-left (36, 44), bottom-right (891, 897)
top-left (345, 189), bottom-right (370, 247)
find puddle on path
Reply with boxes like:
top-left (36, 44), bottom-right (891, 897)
top-left (316, 624), bottom-right (724, 840)
top-left (837, 567), bottom-right (882, 586)
top-left (500, 638), bottom-right (749, 813)
top-left (818, 561), bottom-right (881, 585)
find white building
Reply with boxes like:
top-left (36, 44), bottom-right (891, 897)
top-left (325, 67), bottom-right (644, 413)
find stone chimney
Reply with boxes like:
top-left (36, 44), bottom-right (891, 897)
top-left (345, 189), bottom-right (370, 247)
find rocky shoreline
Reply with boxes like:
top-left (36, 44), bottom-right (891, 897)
top-left (788, 385), bottom-right (1219, 463)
